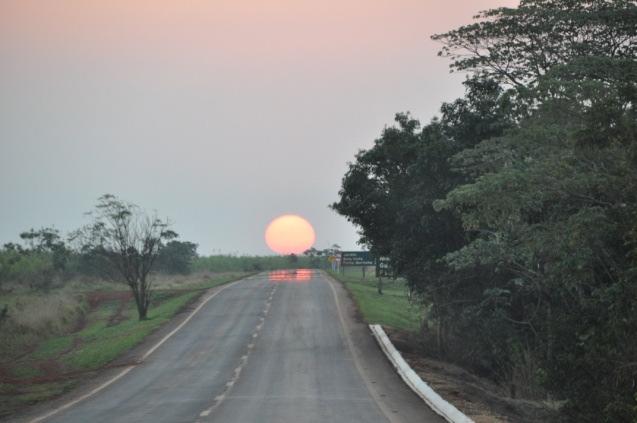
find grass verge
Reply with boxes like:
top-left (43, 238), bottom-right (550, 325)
top-left (327, 269), bottom-right (421, 333)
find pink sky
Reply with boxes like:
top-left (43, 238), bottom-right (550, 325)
top-left (2, 1), bottom-right (518, 67)
top-left (1, 0), bottom-right (519, 254)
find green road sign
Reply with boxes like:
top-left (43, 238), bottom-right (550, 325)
top-left (340, 251), bottom-right (375, 266)
top-left (375, 257), bottom-right (394, 278)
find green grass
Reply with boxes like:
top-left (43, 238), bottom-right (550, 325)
top-left (30, 335), bottom-right (74, 360)
top-left (329, 269), bottom-right (422, 333)
top-left (64, 290), bottom-right (198, 370)
top-left (9, 365), bottom-right (43, 379)
top-left (18, 381), bottom-right (75, 404)
top-left (191, 272), bottom-right (251, 290)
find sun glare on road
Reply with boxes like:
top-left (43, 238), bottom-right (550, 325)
top-left (265, 214), bottom-right (316, 254)
top-left (269, 269), bottom-right (313, 282)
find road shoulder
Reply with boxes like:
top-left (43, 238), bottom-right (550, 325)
top-left (323, 271), bottom-right (444, 423)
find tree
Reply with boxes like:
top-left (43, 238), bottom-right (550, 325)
top-left (436, 63), bottom-right (637, 420)
top-left (431, 3), bottom-right (637, 419)
top-left (332, 84), bottom-right (516, 357)
top-left (432, 0), bottom-right (637, 88)
top-left (19, 227), bottom-right (69, 273)
top-left (303, 247), bottom-right (320, 257)
top-left (155, 241), bottom-right (198, 275)
top-left (72, 195), bottom-right (177, 320)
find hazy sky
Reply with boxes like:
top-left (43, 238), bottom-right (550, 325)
top-left (0, 0), bottom-right (517, 255)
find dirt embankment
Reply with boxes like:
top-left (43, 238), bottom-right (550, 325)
top-left (385, 328), bottom-right (558, 423)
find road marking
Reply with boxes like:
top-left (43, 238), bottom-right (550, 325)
top-left (28, 278), bottom-right (247, 423)
top-left (222, 394), bottom-right (373, 402)
top-left (325, 272), bottom-right (402, 423)
top-left (196, 283), bottom-right (277, 421)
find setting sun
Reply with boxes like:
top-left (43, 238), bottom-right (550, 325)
top-left (265, 214), bottom-right (316, 255)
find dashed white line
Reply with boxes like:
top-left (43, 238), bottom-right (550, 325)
top-left (196, 283), bottom-right (277, 421)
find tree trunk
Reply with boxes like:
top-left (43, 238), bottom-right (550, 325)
top-left (436, 317), bottom-right (443, 354)
top-left (137, 301), bottom-right (148, 320)
top-left (131, 279), bottom-right (149, 321)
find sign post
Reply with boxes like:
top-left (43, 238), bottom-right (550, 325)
top-left (375, 257), bottom-right (394, 295)
top-left (327, 255), bottom-right (340, 273)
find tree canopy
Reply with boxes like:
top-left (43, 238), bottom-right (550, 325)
top-left (333, 1), bottom-right (637, 420)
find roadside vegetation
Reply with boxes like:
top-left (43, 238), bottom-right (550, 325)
top-left (332, 1), bottom-right (637, 421)
top-left (329, 267), bottom-right (554, 423)
top-left (193, 253), bottom-right (313, 272)
top-left (328, 267), bottom-right (421, 333)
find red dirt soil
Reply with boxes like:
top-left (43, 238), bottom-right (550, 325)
top-left (1, 291), bottom-right (134, 386)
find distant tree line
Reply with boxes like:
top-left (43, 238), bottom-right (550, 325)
top-left (0, 224), bottom-right (198, 290)
top-left (0, 195), bottom-right (198, 319)
top-left (192, 253), bottom-right (314, 273)
top-left (332, 1), bottom-right (637, 421)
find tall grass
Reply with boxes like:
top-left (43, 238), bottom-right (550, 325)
top-left (0, 292), bottom-right (86, 358)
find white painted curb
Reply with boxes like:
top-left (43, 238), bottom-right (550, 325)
top-left (369, 324), bottom-right (474, 423)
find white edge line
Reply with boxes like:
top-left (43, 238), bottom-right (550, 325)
top-left (28, 278), bottom-right (245, 423)
top-left (324, 273), bottom-right (401, 423)
top-left (369, 324), bottom-right (474, 423)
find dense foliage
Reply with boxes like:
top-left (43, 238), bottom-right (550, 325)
top-left (155, 241), bottom-right (199, 275)
top-left (332, 1), bottom-right (637, 421)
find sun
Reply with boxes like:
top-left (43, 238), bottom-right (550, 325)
top-left (265, 214), bottom-right (316, 255)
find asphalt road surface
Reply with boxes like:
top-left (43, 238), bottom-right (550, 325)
top-left (32, 270), bottom-right (444, 423)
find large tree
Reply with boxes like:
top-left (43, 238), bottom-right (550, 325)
top-left (437, 59), bottom-right (637, 421)
top-left (73, 195), bottom-right (177, 320)
top-left (332, 79), bottom-right (517, 356)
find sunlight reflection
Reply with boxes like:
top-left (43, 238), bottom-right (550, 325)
top-left (268, 269), bottom-right (313, 282)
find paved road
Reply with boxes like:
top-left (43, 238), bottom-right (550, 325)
top-left (36, 270), bottom-right (443, 423)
